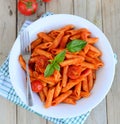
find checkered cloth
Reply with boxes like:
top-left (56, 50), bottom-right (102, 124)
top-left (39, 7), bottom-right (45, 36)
top-left (0, 12), bottom-right (93, 124)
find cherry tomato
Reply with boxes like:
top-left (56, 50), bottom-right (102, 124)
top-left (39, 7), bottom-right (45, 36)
top-left (31, 80), bottom-right (43, 92)
top-left (35, 55), bottom-right (49, 73)
top-left (67, 65), bottom-right (82, 79)
top-left (42, 0), bottom-right (51, 2)
top-left (18, 0), bottom-right (38, 16)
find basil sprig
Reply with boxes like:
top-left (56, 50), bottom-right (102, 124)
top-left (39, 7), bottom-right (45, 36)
top-left (44, 50), bottom-right (66, 77)
top-left (66, 39), bottom-right (87, 52)
top-left (44, 39), bottom-right (86, 77)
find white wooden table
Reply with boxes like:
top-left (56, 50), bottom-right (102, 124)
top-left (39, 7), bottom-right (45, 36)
top-left (0, 0), bottom-right (119, 124)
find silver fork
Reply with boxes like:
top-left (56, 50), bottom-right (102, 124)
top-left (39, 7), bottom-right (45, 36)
top-left (20, 30), bottom-right (33, 106)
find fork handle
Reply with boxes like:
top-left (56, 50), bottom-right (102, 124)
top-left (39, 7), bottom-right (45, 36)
top-left (26, 64), bottom-right (34, 106)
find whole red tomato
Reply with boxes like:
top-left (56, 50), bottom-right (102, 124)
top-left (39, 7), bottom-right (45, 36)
top-left (67, 65), bottom-right (82, 79)
top-left (18, 0), bottom-right (38, 16)
top-left (35, 55), bottom-right (49, 73)
top-left (31, 80), bottom-right (43, 93)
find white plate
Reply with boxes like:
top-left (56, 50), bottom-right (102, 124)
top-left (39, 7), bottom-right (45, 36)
top-left (9, 14), bottom-right (115, 118)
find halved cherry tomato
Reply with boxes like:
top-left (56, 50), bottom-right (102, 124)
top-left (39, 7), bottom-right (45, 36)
top-left (18, 0), bottom-right (38, 16)
top-left (35, 55), bottom-right (49, 73)
top-left (67, 65), bottom-right (82, 79)
top-left (31, 80), bottom-right (43, 92)
top-left (42, 0), bottom-right (51, 2)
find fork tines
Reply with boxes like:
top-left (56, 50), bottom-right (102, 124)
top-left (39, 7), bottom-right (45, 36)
top-left (20, 30), bottom-right (31, 54)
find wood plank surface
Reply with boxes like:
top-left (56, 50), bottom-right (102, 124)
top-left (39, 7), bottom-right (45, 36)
top-left (0, 0), bottom-right (119, 124)
top-left (102, 0), bottom-right (120, 124)
top-left (17, 106), bottom-right (46, 124)
top-left (0, 0), bottom-right (16, 124)
top-left (0, 97), bottom-right (16, 124)
top-left (0, 0), bottom-right (16, 64)
top-left (46, 0), bottom-right (73, 14)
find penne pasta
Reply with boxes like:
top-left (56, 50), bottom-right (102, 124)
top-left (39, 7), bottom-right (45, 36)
top-left (62, 66), bottom-right (69, 87)
top-left (70, 34), bottom-right (81, 40)
top-left (60, 57), bottom-right (84, 67)
top-left (32, 48), bottom-right (53, 59)
top-left (43, 86), bottom-right (48, 98)
top-left (83, 44), bottom-right (89, 54)
top-left (66, 28), bottom-right (89, 35)
top-left (74, 50), bottom-right (86, 57)
top-left (54, 70), bottom-right (61, 82)
top-left (65, 53), bottom-right (85, 59)
top-left (86, 37), bottom-right (98, 44)
top-left (19, 54), bottom-right (26, 71)
top-left (37, 32), bottom-right (53, 42)
top-left (88, 44), bottom-right (102, 56)
top-left (59, 24), bottom-right (74, 32)
top-left (69, 94), bottom-right (81, 100)
top-left (19, 25), bottom-right (103, 108)
top-left (80, 31), bottom-right (91, 40)
top-left (80, 61), bottom-right (96, 69)
top-left (60, 34), bottom-right (70, 48)
top-left (39, 90), bottom-right (46, 102)
top-left (82, 77), bottom-right (89, 92)
top-left (87, 70), bottom-right (94, 91)
top-left (86, 50), bottom-right (101, 58)
top-left (48, 30), bottom-right (59, 39)
top-left (37, 74), bottom-right (56, 85)
top-left (35, 42), bottom-right (53, 49)
top-left (61, 76), bottom-right (85, 93)
top-left (63, 97), bottom-right (76, 105)
top-left (31, 38), bottom-right (42, 50)
top-left (52, 90), bottom-right (72, 106)
top-left (18, 55), bottom-right (33, 76)
top-left (45, 87), bottom-right (55, 108)
top-left (54, 82), bottom-right (62, 98)
top-left (80, 91), bottom-right (90, 98)
top-left (50, 48), bottom-right (64, 55)
top-left (74, 82), bottom-right (82, 98)
top-left (49, 31), bottom-right (64, 50)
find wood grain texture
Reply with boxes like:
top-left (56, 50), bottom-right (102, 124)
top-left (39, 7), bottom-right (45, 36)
top-left (102, 0), bottom-right (120, 124)
top-left (73, 0), bottom-right (86, 18)
top-left (17, 106), bottom-right (46, 124)
top-left (46, 0), bottom-right (73, 14)
top-left (0, 0), bottom-right (16, 64)
top-left (85, 100), bottom-right (107, 124)
top-left (0, 1), bottom-right (16, 124)
top-left (86, 0), bottom-right (102, 29)
top-left (0, 97), bottom-right (16, 124)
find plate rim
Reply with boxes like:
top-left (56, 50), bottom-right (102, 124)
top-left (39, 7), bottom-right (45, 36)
top-left (9, 14), bottom-right (116, 118)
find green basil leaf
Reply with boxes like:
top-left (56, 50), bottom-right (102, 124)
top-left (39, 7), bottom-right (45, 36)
top-left (44, 50), bottom-right (66, 77)
top-left (53, 63), bottom-right (60, 71)
top-left (66, 39), bottom-right (87, 52)
top-left (44, 63), bottom-right (55, 77)
top-left (54, 50), bottom-right (66, 63)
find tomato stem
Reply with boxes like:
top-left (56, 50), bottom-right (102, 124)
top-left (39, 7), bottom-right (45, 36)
top-left (21, 0), bottom-right (36, 9)
top-left (20, 0), bottom-right (36, 8)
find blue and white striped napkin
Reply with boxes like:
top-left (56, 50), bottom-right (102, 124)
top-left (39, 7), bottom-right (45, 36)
top-left (0, 12), bottom-right (90, 124)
